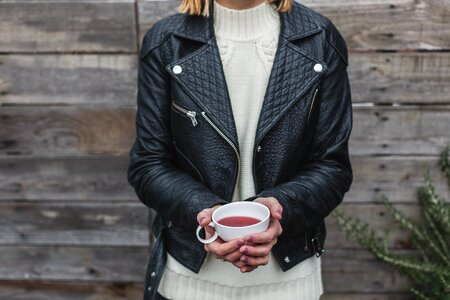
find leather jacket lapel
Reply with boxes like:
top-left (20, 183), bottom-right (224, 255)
top-left (166, 1), bottom-right (327, 149)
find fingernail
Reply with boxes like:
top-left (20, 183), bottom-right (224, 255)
top-left (246, 236), bottom-right (253, 243)
top-left (241, 256), bottom-right (248, 263)
top-left (237, 240), bottom-right (244, 247)
top-left (241, 247), bottom-right (248, 254)
top-left (276, 209), bottom-right (282, 217)
top-left (199, 217), bottom-right (206, 224)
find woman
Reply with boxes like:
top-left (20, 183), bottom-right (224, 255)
top-left (127, 0), bottom-right (353, 299)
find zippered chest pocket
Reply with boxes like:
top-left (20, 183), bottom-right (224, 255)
top-left (171, 101), bottom-right (198, 127)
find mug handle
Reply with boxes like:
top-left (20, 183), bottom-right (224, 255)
top-left (196, 222), bottom-right (219, 244)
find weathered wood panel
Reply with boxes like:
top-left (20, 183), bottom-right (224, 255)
top-left (302, 0), bottom-right (450, 51)
top-left (0, 1), bottom-right (137, 53)
top-left (1, 155), bottom-right (448, 203)
top-left (322, 249), bottom-right (411, 293)
top-left (1, 53), bottom-right (448, 106)
top-left (0, 281), bottom-right (142, 300)
top-left (323, 294), bottom-right (412, 300)
top-left (0, 55), bottom-right (137, 106)
top-left (0, 283), bottom-right (413, 300)
top-left (0, 107), bottom-right (136, 155)
top-left (0, 246), bottom-right (148, 282)
top-left (325, 204), bottom-right (421, 249)
top-left (0, 246), bottom-right (412, 293)
top-left (0, 200), bottom-right (425, 250)
top-left (347, 155), bottom-right (450, 203)
top-left (349, 53), bottom-right (450, 104)
top-left (1, 106), bottom-right (449, 156)
top-left (350, 106), bottom-right (450, 156)
top-left (0, 155), bottom-right (135, 202)
top-left (137, 0), bottom-right (180, 46)
top-left (137, 0), bottom-right (450, 51)
top-left (0, 202), bottom-right (148, 246)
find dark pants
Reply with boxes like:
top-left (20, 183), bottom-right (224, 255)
top-left (155, 292), bottom-right (170, 300)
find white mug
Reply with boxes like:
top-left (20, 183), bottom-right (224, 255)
top-left (195, 201), bottom-right (270, 244)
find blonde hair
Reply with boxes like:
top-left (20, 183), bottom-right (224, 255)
top-left (178, 0), bottom-right (292, 17)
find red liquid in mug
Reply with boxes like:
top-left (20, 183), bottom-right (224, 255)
top-left (217, 216), bottom-right (261, 227)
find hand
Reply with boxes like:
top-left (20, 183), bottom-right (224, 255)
top-left (196, 205), bottom-right (245, 268)
top-left (238, 197), bottom-right (283, 273)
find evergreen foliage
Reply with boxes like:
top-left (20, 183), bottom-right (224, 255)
top-left (332, 146), bottom-right (450, 299)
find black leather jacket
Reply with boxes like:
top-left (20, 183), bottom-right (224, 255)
top-left (127, 1), bottom-right (353, 299)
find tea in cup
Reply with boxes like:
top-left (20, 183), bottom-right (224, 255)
top-left (195, 201), bottom-right (270, 244)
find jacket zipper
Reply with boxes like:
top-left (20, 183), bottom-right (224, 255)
top-left (201, 111), bottom-right (240, 200)
top-left (172, 101), bottom-right (198, 127)
top-left (306, 88), bottom-right (319, 125)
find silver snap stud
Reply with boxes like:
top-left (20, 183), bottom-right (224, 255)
top-left (284, 256), bottom-right (290, 263)
top-left (313, 63), bottom-right (323, 73)
top-left (147, 286), bottom-right (152, 292)
top-left (257, 145), bottom-right (261, 152)
top-left (172, 65), bottom-right (182, 74)
top-left (151, 272), bottom-right (156, 277)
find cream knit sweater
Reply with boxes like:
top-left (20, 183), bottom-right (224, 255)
top-left (157, 1), bottom-right (323, 299)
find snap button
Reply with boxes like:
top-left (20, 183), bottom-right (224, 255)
top-left (284, 256), bottom-right (290, 263)
top-left (313, 63), bottom-right (323, 73)
top-left (172, 65), bottom-right (182, 74)
top-left (151, 272), bottom-right (156, 277)
top-left (147, 286), bottom-right (152, 292)
top-left (257, 145), bottom-right (261, 152)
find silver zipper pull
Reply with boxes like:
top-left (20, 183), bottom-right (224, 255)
top-left (186, 111), bottom-right (198, 127)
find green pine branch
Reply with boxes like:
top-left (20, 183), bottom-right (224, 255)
top-left (332, 146), bottom-right (450, 300)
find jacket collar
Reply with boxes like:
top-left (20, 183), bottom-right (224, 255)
top-left (167, 1), bottom-right (327, 150)
top-left (173, 0), bottom-right (323, 43)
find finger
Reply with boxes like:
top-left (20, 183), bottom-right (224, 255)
top-left (222, 249), bottom-right (243, 262)
top-left (206, 239), bottom-right (244, 257)
top-left (197, 205), bottom-right (221, 226)
top-left (231, 259), bottom-right (247, 269)
top-left (240, 265), bottom-right (258, 273)
top-left (239, 239), bottom-right (276, 257)
top-left (197, 208), bottom-right (212, 227)
top-left (240, 255), bottom-right (269, 267)
top-left (255, 197), bottom-right (283, 220)
top-left (245, 220), bottom-right (282, 244)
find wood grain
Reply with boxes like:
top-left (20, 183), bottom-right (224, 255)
top-left (350, 106), bottom-right (450, 156)
top-left (1, 53), bottom-right (448, 106)
top-left (322, 294), bottom-right (413, 300)
top-left (1, 155), bottom-right (448, 203)
top-left (137, 0), bottom-right (450, 51)
top-left (0, 1), bottom-right (137, 53)
top-left (322, 249), bottom-right (412, 293)
top-left (349, 53), bottom-right (450, 104)
top-left (0, 281), bottom-right (142, 300)
top-left (0, 106), bottom-right (136, 155)
top-left (0, 55), bottom-right (137, 106)
top-left (0, 202), bottom-right (149, 246)
top-left (0, 155), bottom-right (135, 202)
top-left (325, 203), bottom-right (421, 249)
top-left (0, 246), bottom-right (148, 282)
top-left (0, 246), bottom-right (413, 293)
top-left (1, 106), bottom-right (449, 156)
top-left (302, 0), bottom-right (450, 51)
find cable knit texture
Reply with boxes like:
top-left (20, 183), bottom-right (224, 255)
top-left (157, 1), bottom-right (323, 299)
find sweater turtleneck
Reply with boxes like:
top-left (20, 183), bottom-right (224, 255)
top-left (213, 0), bottom-right (280, 41)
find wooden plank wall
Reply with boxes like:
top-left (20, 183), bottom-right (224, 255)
top-left (0, 0), bottom-right (449, 299)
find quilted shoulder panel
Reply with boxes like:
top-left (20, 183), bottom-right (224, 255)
top-left (303, 6), bottom-right (348, 65)
top-left (139, 13), bottom-right (185, 60)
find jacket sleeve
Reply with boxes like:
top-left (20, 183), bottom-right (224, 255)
top-left (244, 35), bottom-right (353, 236)
top-left (127, 32), bottom-right (228, 231)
